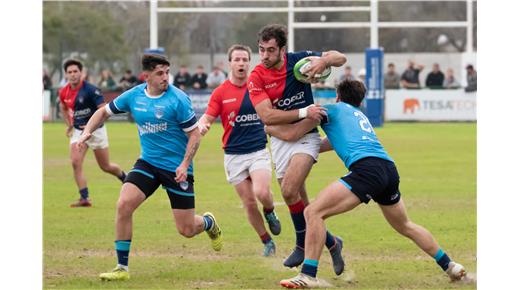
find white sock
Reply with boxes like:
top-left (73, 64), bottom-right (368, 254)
top-left (117, 264), bottom-right (128, 271)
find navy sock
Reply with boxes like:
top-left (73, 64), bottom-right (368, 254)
top-left (301, 259), bottom-right (319, 278)
top-left (79, 187), bottom-right (89, 200)
top-left (288, 200), bottom-right (306, 248)
top-left (203, 215), bottom-right (213, 231)
top-left (115, 240), bottom-right (131, 267)
top-left (325, 231), bottom-right (336, 249)
top-left (118, 171), bottom-right (127, 183)
top-left (260, 232), bottom-right (272, 244)
top-left (434, 249), bottom-right (452, 271)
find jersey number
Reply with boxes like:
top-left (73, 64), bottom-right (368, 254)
top-left (354, 111), bottom-right (374, 133)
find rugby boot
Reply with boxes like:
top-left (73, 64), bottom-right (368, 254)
top-left (204, 212), bottom-right (223, 251)
top-left (328, 236), bottom-right (345, 275)
top-left (283, 246), bottom-right (305, 268)
top-left (263, 240), bottom-right (276, 257)
top-left (264, 210), bottom-right (282, 235)
top-left (99, 266), bottom-right (130, 281)
top-left (446, 261), bottom-right (466, 281)
top-left (280, 273), bottom-right (323, 289)
top-left (70, 198), bottom-right (92, 208)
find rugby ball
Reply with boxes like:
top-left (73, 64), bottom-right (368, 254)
top-left (293, 57), bottom-right (331, 84)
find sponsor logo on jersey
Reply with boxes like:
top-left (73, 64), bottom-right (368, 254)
top-left (276, 91), bottom-right (305, 108)
top-left (154, 107), bottom-right (164, 119)
top-left (265, 82), bottom-right (277, 89)
top-left (137, 122), bottom-right (168, 135)
top-left (73, 108), bottom-right (91, 118)
top-left (248, 81), bottom-right (262, 92)
top-left (223, 98), bottom-right (236, 104)
top-left (228, 111), bottom-right (261, 127)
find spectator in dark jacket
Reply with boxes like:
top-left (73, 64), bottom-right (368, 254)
top-left (401, 60), bottom-right (424, 89)
top-left (191, 65), bottom-right (208, 90)
top-left (465, 65), bottom-right (477, 92)
top-left (174, 65), bottom-right (191, 90)
top-left (425, 63), bottom-right (445, 89)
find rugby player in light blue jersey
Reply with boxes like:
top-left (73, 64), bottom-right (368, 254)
top-left (266, 79), bottom-right (468, 288)
top-left (77, 54), bottom-right (222, 281)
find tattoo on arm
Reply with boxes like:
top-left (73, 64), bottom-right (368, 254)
top-left (184, 139), bottom-right (200, 163)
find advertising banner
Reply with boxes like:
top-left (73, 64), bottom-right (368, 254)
top-left (385, 89), bottom-right (476, 121)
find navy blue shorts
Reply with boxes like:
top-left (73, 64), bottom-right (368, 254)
top-left (339, 157), bottom-right (401, 206)
top-left (124, 159), bottom-right (195, 209)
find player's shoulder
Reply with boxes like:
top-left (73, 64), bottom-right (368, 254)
top-left (82, 81), bottom-right (100, 93)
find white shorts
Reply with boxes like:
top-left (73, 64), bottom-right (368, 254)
top-left (70, 126), bottom-right (109, 150)
top-left (224, 148), bottom-right (272, 185)
top-left (270, 132), bottom-right (321, 179)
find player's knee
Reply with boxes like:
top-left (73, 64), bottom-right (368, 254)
top-left (253, 187), bottom-right (270, 201)
top-left (98, 163), bottom-right (112, 172)
top-left (116, 198), bottom-right (133, 216)
top-left (71, 158), bottom-right (82, 170)
top-left (281, 182), bottom-right (299, 199)
top-left (303, 204), bottom-right (320, 221)
top-left (242, 198), bottom-right (258, 213)
top-left (177, 225), bottom-right (196, 238)
top-left (394, 221), bottom-right (415, 237)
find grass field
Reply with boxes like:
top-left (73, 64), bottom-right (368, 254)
top-left (43, 122), bottom-right (476, 289)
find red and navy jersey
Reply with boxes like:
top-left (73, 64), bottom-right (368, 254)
top-left (206, 80), bottom-right (267, 155)
top-left (248, 51), bottom-right (322, 111)
top-left (59, 81), bottom-right (104, 129)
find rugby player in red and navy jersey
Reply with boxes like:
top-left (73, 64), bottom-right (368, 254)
top-left (247, 24), bottom-right (347, 275)
top-left (198, 45), bottom-right (281, 257)
top-left (59, 59), bottom-right (126, 207)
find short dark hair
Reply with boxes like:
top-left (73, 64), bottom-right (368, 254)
top-left (257, 24), bottom-right (287, 48)
top-left (141, 54), bottom-right (170, 71)
top-left (63, 59), bottom-right (83, 72)
top-left (337, 79), bottom-right (366, 108)
top-left (388, 63), bottom-right (395, 67)
top-left (227, 44), bottom-right (252, 61)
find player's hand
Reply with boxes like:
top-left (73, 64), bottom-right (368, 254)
top-left (302, 56), bottom-right (328, 79)
top-left (66, 126), bottom-right (73, 138)
top-left (76, 131), bottom-right (91, 150)
top-left (306, 105), bottom-right (327, 122)
top-left (198, 122), bottom-right (211, 136)
top-left (175, 163), bottom-right (188, 183)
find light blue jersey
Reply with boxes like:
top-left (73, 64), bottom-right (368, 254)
top-left (106, 83), bottom-right (198, 174)
top-left (321, 102), bottom-right (393, 169)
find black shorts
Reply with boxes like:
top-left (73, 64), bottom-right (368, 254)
top-left (339, 157), bottom-right (401, 206)
top-left (124, 159), bottom-right (195, 209)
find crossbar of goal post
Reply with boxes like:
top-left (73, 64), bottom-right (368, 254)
top-left (150, 0), bottom-right (474, 53)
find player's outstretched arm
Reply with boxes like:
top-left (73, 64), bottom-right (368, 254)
top-left (321, 50), bottom-right (347, 67)
top-left (198, 114), bottom-right (216, 136)
top-left (175, 127), bottom-right (201, 183)
top-left (77, 107), bottom-right (111, 146)
top-left (255, 99), bottom-right (326, 126)
top-left (265, 118), bottom-right (319, 142)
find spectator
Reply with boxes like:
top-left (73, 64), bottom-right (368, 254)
top-left (191, 65), bottom-right (208, 90)
top-left (384, 63), bottom-right (400, 89)
top-left (400, 60), bottom-right (424, 89)
top-left (216, 60), bottom-right (228, 77)
top-left (173, 65), bottom-right (191, 90)
top-left (207, 66), bottom-right (227, 89)
top-left (336, 65), bottom-right (355, 86)
top-left (97, 69), bottom-right (117, 91)
top-left (443, 68), bottom-right (460, 89)
top-left (43, 69), bottom-right (53, 90)
top-left (119, 69), bottom-right (138, 91)
top-left (357, 68), bottom-right (366, 85)
top-left (81, 67), bottom-right (93, 83)
top-left (465, 64), bottom-right (477, 92)
top-left (425, 63), bottom-right (445, 89)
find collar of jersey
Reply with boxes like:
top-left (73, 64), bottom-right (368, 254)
top-left (144, 85), bottom-right (166, 99)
